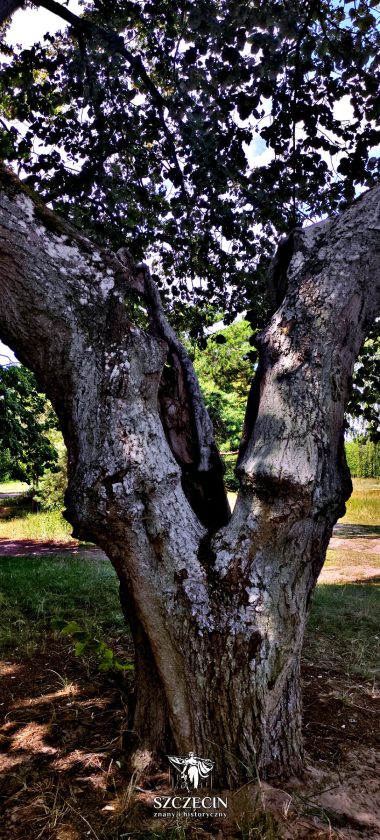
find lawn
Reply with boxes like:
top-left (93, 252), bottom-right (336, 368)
top-left (0, 479), bottom-right (30, 495)
top-left (304, 555), bottom-right (380, 679)
top-left (341, 477), bottom-right (380, 525)
top-left (0, 479), bottom-right (75, 542)
top-left (0, 508), bottom-right (74, 541)
top-left (1, 548), bottom-right (377, 680)
top-left (0, 553), bottom-right (125, 658)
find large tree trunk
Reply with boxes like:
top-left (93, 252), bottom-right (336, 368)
top-left (0, 166), bottom-right (379, 786)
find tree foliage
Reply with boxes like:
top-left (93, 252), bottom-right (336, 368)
top-left (346, 328), bottom-right (380, 440)
top-left (1, 1), bottom-right (380, 323)
top-left (192, 319), bottom-right (254, 486)
top-left (0, 0), bottom-right (379, 418)
top-left (34, 430), bottom-right (67, 508)
top-left (345, 436), bottom-right (380, 477)
top-left (0, 365), bottom-right (58, 485)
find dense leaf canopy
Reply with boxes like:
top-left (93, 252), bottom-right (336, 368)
top-left (0, 0), bottom-right (379, 423)
top-left (1, 1), bottom-right (380, 316)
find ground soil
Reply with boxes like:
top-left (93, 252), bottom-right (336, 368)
top-left (323, 526), bottom-right (380, 584)
top-left (0, 530), bottom-right (379, 839)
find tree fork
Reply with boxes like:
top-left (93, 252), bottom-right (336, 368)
top-left (1, 166), bottom-right (380, 785)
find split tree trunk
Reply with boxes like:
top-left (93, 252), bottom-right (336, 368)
top-left (0, 166), bottom-right (379, 786)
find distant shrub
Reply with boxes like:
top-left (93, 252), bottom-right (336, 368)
top-left (0, 448), bottom-right (12, 482)
top-left (34, 438), bottom-right (67, 510)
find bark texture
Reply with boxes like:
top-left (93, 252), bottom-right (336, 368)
top-left (1, 166), bottom-right (379, 786)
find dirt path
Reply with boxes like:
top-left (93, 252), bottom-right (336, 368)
top-left (319, 524), bottom-right (380, 584)
top-left (0, 538), bottom-right (107, 558)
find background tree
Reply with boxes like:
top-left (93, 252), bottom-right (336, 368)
top-left (0, 365), bottom-right (58, 486)
top-left (345, 436), bottom-right (380, 477)
top-left (34, 431), bottom-right (67, 508)
top-left (192, 319), bottom-right (255, 488)
top-left (346, 328), bottom-right (380, 441)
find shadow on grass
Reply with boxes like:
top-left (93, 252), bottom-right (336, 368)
top-left (333, 523), bottom-right (380, 538)
top-left (0, 553), bottom-right (145, 837)
top-left (0, 540), bottom-right (101, 556)
top-left (0, 631), bottom-right (378, 840)
top-left (350, 574), bottom-right (380, 586)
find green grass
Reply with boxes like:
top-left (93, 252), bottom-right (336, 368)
top-left (1, 548), bottom-right (378, 681)
top-left (0, 479), bottom-right (73, 541)
top-left (0, 553), bottom-right (125, 656)
top-left (0, 480), bottom-right (378, 683)
top-left (305, 575), bottom-right (380, 678)
top-left (341, 478), bottom-right (380, 525)
top-left (0, 508), bottom-right (74, 541)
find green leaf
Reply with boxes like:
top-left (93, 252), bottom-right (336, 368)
top-left (59, 620), bottom-right (83, 636)
top-left (74, 640), bottom-right (89, 656)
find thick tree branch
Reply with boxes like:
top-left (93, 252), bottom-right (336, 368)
top-left (0, 163), bottom-right (211, 755)
top-left (0, 166), bottom-right (226, 527)
top-left (218, 185), bottom-right (380, 569)
top-left (134, 260), bottom-right (220, 472)
top-left (35, 0), bottom-right (166, 105)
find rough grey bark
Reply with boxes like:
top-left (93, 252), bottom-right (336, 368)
top-left (0, 166), bottom-right (379, 786)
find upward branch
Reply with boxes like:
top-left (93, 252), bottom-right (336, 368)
top-left (0, 166), bottom-right (228, 531)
